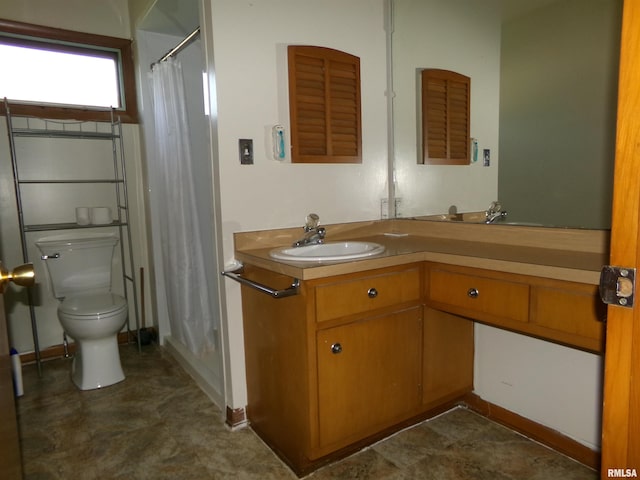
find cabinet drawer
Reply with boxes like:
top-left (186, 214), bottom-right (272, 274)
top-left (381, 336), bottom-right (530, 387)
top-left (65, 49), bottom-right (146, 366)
top-left (531, 285), bottom-right (604, 340)
top-left (315, 267), bottom-right (421, 322)
top-left (428, 268), bottom-right (529, 323)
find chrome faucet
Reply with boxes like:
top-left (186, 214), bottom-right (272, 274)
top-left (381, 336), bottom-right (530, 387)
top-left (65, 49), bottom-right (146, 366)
top-left (485, 201), bottom-right (508, 224)
top-left (292, 213), bottom-right (326, 247)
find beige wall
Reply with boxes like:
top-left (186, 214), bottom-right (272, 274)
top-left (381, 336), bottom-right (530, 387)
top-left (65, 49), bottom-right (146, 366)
top-left (128, 0), bottom-right (155, 32)
top-left (0, 0), bottom-right (131, 37)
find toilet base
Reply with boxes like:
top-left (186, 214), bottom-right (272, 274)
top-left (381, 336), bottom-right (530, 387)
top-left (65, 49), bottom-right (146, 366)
top-left (71, 335), bottom-right (125, 390)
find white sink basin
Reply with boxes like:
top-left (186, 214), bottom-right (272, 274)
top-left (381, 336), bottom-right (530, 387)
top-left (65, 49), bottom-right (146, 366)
top-left (270, 241), bottom-right (385, 262)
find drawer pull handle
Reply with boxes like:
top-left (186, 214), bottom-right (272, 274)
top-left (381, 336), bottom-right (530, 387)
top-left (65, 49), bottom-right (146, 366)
top-left (331, 343), bottom-right (343, 354)
top-left (367, 287), bottom-right (378, 298)
top-left (467, 288), bottom-right (479, 298)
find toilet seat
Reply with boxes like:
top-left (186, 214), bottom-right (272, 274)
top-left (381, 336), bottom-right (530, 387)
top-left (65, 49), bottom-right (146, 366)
top-left (59, 293), bottom-right (127, 318)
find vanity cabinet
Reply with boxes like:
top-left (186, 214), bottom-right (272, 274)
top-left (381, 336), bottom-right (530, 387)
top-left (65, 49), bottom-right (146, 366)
top-left (424, 262), bottom-right (605, 353)
top-left (234, 221), bottom-right (608, 472)
top-left (239, 262), bottom-right (472, 475)
top-left (239, 257), bottom-right (602, 474)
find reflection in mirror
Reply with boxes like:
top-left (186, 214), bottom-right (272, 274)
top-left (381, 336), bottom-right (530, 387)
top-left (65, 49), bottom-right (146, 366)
top-left (392, 0), bottom-right (622, 229)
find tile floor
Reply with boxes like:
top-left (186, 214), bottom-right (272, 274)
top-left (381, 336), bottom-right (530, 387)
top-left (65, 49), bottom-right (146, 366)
top-left (17, 344), bottom-right (598, 479)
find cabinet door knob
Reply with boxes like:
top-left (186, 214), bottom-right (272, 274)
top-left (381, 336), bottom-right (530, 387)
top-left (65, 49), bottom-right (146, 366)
top-left (331, 343), bottom-right (343, 354)
top-left (467, 288), bottom-right (479, 298)
top-left (367, 287), bottom-right (378, 298)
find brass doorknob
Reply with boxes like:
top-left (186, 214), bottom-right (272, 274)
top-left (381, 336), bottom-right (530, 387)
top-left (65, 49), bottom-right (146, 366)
top-left (0, 262), bottom-right (35, 293)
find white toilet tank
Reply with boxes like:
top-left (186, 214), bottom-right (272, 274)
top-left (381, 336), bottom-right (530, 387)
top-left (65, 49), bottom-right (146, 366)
top-left (36, 235), bottom-right (120, 299)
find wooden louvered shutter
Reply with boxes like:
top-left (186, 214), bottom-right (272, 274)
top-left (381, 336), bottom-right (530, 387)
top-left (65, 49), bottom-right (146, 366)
top-left (288, 46), bottom-right (362, 163)
top-left (421, 69), bottom-right (470, 165)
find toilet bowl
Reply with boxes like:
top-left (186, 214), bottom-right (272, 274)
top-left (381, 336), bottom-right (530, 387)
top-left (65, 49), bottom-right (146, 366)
top-left (36, 235), bottom-right (129, 390)
top-left (59, 293), bottom-right (128, 389)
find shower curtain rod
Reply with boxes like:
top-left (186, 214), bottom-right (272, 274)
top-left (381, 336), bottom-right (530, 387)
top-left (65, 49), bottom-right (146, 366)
top-left (151, 26), bottom-right (201, 69)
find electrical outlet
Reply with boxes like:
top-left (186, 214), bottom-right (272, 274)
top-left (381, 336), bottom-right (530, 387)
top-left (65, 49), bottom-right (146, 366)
top-left (380, 198), bottom-right (389, 219)
top-left (381, 198), bottom-right (403, 218)
top-left (395, 197), bottom-right (403, 217)
top-left (483, 148), bottom-right (490, 167)
top-left (239, 139), bottom-right (253, 165)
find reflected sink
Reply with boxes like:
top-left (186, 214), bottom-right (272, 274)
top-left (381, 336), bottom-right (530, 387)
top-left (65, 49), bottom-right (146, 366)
top-left (270, 241), bottom-right (386, 262)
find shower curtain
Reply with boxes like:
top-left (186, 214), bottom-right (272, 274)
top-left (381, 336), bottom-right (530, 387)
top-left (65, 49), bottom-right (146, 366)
top-left (150, 58), bottom-right (216, 356)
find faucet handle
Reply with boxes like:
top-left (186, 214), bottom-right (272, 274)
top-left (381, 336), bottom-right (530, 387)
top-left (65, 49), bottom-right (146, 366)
top-left (488, 201), bottom-right (502, 213)
top-left (305, 213), bottom-right (320, 231)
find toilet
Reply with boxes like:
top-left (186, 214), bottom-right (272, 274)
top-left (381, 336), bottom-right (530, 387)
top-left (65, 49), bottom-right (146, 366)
top-left (36, 235), bottom-right (128, 390)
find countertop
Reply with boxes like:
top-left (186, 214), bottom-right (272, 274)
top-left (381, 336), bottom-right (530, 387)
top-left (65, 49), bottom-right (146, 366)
top-left (233, 220), bottom-right (609, 284)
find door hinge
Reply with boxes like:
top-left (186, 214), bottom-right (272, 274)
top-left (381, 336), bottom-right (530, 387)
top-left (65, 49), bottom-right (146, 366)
top-left (599, 266), bottom-right (635, 308)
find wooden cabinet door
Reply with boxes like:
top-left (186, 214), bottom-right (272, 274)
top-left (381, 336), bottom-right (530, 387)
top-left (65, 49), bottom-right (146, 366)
top-left (316, 307), bottom-right (422, 451)
top-left (601, 0), bottom-right (640, 474)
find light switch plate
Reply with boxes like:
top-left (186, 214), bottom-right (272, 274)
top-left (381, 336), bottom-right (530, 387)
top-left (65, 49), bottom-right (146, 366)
top-left (239, 139), bottom-right (253, 165)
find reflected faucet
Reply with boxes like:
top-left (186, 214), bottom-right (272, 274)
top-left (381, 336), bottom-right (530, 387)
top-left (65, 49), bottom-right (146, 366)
top-left (485, 201), bottom-right (508, 224)
top-left (293, 213), bottom-right (326, 247)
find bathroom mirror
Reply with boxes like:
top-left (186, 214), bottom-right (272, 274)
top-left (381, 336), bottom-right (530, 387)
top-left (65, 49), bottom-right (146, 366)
top-left (391, 0), bottom-right (622, 229)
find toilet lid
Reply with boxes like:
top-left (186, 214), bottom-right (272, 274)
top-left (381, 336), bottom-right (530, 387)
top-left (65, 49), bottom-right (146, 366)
top-left (59, 293), bottom-right (127, 317)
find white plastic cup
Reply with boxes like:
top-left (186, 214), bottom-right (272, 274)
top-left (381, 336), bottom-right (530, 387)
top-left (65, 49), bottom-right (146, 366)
top-left (90, 207), bottom-right (112, 225)
top-left (75, 207), bottom-right (90, 225)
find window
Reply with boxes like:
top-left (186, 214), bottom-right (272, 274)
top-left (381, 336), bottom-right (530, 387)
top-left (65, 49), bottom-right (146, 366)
top-left (288, 45), bottom-right (362, 163)
top-left (0, 19), bottom-right (138, 123)
top-left (421, 69), bottom-right (470, 165)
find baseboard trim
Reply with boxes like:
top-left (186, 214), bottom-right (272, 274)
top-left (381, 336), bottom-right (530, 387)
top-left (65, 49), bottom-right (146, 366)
top-left (461, 393), bottom-right (600, 471)
top-left (226, 406), bottom-right (247, 429)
